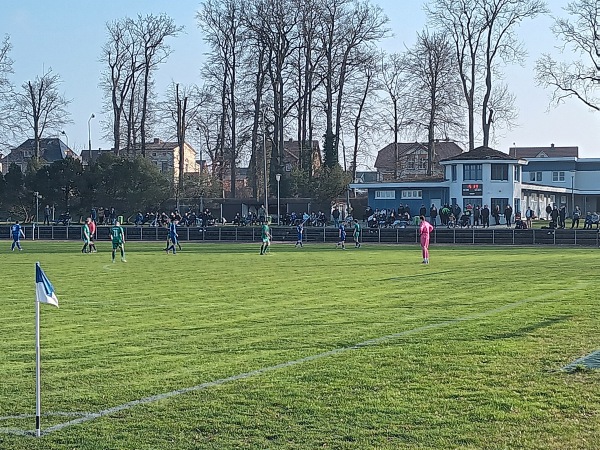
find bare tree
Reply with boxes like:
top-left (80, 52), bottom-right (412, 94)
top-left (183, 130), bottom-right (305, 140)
top-left (404, 31), bottom-right (463, 175)
top-left (536, 0), bottom-right (600, 112)
top-left (427, 0), bottom-right (546, 149)
top-left (319, 0), bottom-right (389, 168)
top-left (15, 68), bottom-right (71, 161)
top-left (380, 52), bottom-right (411, 178)
top-left (133, 14), bottom-right (182, 157)
top-left (343, 51), bottom-right (379, 183)
top-left (198, 0), bottom-right (246, 198)
top-left (100, 14), bottom-right (181, 157)
top-left (100, 18), bottom-right (139, 155)
top-left (0, 35), bottom-right (17, 146)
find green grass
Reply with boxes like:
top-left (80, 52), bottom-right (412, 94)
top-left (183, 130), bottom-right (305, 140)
top-left (0, 241), bottom-right (599, 449)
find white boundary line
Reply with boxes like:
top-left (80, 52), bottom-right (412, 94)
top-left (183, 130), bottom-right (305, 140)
top-left (2, 284), bottom-right (584, 437)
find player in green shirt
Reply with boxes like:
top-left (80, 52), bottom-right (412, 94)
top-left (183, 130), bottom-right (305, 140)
top-left (353, 219), bottom-right (361, 248)
top-left (110, 221), bottom-right (126, 263)
top-left (260, 216), bottom-right (272, 255)
top-left (81, 218), bottom-right (91, 253)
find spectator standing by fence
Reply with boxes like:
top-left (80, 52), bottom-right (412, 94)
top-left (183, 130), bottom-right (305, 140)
top-left (482, 205), bottom-right (490, 228)
top-left (571, 206), bottom-right (581, 228)
top-left (332, 208), bottom-right (340, 228)
top-left (525, 207), bottom-right (534, 229)
top-left (429, 204), bottom-right (438, 226)
top-left (504, 204), bottom-right (513, 227)
top-left (44, 205), bottom-right (50, 225)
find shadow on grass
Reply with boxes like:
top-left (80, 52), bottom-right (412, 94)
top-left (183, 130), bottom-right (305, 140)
top-left (484, 315), bottom-right (572, 340)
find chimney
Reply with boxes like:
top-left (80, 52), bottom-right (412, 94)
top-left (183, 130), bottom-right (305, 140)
top-left (550, 143), bottom-right (554, 148)
top-left (153, 138), bottom-right (160, 144)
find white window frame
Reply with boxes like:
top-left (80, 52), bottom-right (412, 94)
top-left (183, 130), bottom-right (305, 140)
top-left (552, 171), bottom-right (565, 182)
top-left (375, 190), bottom-right (395, 200)
top-left (401, 190), bottom-right (422, 199)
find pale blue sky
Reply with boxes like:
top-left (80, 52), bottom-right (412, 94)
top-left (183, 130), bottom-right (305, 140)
top-left (1, 0), bottom-right (597, 163)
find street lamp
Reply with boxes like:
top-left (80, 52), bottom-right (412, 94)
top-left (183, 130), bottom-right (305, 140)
top-left (88, 113), bottom-right (95, 151)
top-left (262, 108), bottom-right (269, 217)
top-left (571, 172), bottom-right (575, 212)
top-left (33, 191), bottom-right (41, 240)
top-left (60, 130), bottom-right (69, 149)
top-left (276, 173), bottom-right (281, 225)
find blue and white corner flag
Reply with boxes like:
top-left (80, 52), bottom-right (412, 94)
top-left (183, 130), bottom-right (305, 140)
top-left (35, 263), bottom-right (59, 307)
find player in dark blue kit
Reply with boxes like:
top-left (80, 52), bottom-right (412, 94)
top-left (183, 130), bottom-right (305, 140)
top-left (166, 218), bottom-right (179, 254)
top-left (295, 222), bottom-right (304, 248)
top-left (11, 221), bottom-right (25, 251)
top-left (335, 223), bottom-right (346, 250)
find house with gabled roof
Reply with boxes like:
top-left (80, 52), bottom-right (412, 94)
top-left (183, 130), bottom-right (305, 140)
top-left (509, 144), bottom-right (578, 159)
top-left (374, 140), bottom-right (464, 181)
top-left (281, 139), bottom-right (322, 173)
top-left (1, 138), bottom-right (78, 174)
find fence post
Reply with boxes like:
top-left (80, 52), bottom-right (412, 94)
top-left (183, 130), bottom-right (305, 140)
top-left (492, 229), bottom-right (495, 245)
top-left (378, 227), bottom-right (381, 243)
top-left (472, 227), bottom-right (475, 245)
top-left (532, 228), bottom-right (535, 245)
top-left (574, 229), bottom-right (576, 246)
top-left (66, 226), bottom-right (69, 240)
top-left (512, 228), bottom-right (515, 245)
top-left (219, 227), bottom-right (222, 241)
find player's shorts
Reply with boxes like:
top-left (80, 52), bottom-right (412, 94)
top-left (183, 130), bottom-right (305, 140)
top-left (262, 237), bottom-right (270, 243)
top-left (112, 240), bottom-right (123, 250)
top-left (83, 238), bottom-right (90, 244)
top-left (339, 234), bottom-right (346, 241)
top-left (169, 234), bottom-right (178, 243)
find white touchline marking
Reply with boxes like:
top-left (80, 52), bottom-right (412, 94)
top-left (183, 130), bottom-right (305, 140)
top-left (3, 283), bottom-right (586, 437)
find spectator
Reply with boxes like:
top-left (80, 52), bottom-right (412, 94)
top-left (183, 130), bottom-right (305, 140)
top-left (525, 206), bottom-right (534, 229)
top-left (558, 205), bottom-right (566, 229)
top-left (258, 204), bottom-right (266, 224)
top-left (44, 205), bottom-right (51, 225)
top-left (429, 204), bottom-right (438, 226)
top-left (504, 203), bottom-right (513, 227)
top-left (545, 204), bottom-right (552, 220)
top-left (473, 205), bottom-right (481, 227)
top-left (332, 208), bottom-right (340, 228)
top-left (481, 205), bottom-right (490, 228)
top-left (550, 205), bottom-right (559, 228)
top-left (419, 204), bottom-right (427, 218)
top-left (493, 205), bottom-right (500, 225)
top-left (571, 206), bottom-right (581, 229)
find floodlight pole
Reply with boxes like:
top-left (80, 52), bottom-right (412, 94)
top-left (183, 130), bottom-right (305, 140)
top-left (262, 108), bottom-right (269, 216)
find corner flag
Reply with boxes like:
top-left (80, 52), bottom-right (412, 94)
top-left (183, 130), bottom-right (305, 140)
top-left (35, 263), bottom-right (58, 307)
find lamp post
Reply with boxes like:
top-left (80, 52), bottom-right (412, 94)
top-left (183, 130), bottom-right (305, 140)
top-left (33, 191), bottom-right (41, 240)
top-left (88, 113), bottom-right (95, 151)
top-left (276, 173), bottom-right (281, 225)
top-left (571, 172), bottom-right (575, 212)
top-left (262, 108), bottom-right (269, 217)
top-left (60, 130), bottom-right (69, 149)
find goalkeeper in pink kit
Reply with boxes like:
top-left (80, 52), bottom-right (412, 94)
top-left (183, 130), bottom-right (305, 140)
top-left (419, 215), bottom-right (434, 264)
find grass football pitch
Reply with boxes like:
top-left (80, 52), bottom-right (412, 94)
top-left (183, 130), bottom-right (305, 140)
top-left (0, 241), bottom-right (599, 449)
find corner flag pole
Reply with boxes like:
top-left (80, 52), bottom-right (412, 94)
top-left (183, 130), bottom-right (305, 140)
top-left (34, 262), bottom-right (59, 437)
top-left (35, 279), bottom-right (41, 437)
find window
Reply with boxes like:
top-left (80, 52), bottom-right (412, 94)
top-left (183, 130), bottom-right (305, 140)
top-left (406, 155), bottom-right (416, 170)
top-left (552, 171), bottom-right (565, 182)
top-left (419, 157), bottom-right (428, 170)
top-left (375, 190), bottom-right (395, 200)
top-left (514, 165), bottom-right (520, 182)
top-left (401, 190), bottom-right (422, 199)
top-left (161, 161), bottom-right (169, 173)
top-left (463, 164), bottom-right (482, 181)
top-left (451, 164), bottom-right (457, 181)
top-left (529, 171), bottom-right (542, 182)
top-left (491, 164), bottom-right (508, 181)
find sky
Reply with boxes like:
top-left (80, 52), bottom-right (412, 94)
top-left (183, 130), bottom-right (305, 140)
top-left (1, 0), bottom-right (598, 165)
